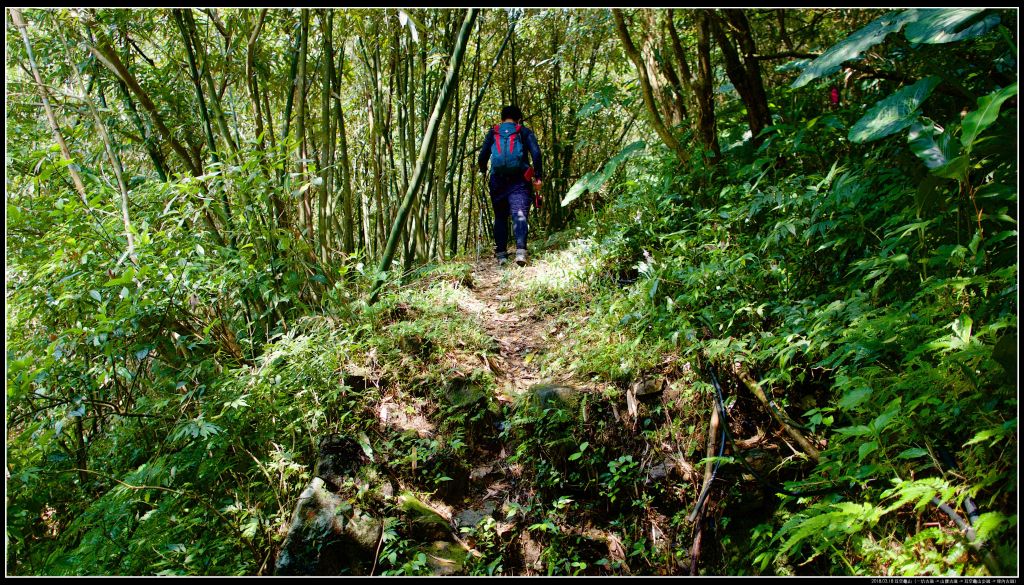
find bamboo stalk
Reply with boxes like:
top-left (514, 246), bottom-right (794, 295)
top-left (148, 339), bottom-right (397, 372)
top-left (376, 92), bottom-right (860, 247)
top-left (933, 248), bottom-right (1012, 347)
top-left (369, 9), bottom-right (478, 303)
top-left (10, 8), bottom-right (89, 206)
top-left (56, 21), bottom-right (136, 263)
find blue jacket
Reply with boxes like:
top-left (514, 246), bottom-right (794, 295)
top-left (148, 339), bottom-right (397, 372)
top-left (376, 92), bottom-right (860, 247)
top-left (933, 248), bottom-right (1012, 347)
top-left (478, 124), bottom-right (543, 180)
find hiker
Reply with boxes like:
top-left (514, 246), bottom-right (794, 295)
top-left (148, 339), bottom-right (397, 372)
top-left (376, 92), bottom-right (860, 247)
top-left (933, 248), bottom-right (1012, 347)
top-left (478, 105), bottom-right (543, 267)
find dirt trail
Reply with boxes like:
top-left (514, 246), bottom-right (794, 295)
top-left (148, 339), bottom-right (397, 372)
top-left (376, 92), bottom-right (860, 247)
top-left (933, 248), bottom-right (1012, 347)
top-left (456, 257), bottom-right (565, 402)
top-left (447, 255), bottom-right (573, 573)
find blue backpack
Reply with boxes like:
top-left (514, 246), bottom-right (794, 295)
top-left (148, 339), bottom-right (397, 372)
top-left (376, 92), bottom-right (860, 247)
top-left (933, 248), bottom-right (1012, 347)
top-left (490, 122), bottom-right (526, 177)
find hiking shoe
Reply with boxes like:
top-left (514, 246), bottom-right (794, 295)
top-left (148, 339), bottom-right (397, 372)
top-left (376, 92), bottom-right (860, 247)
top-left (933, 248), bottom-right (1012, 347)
top-left (497, 254), bottom-right (508, 268)
top-left (515, 249), bottom-right (527, 266)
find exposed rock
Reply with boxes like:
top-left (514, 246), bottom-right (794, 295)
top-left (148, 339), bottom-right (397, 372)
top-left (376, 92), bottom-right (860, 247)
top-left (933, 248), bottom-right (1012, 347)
top-left (342, 364), bottom-right (378, 391)
top-left (422, 540), bottom-right (469, 575)
top-left (469, 464), bottom-right (495, 481)
top-left (648, 461), bottom-right (672, 481)
top-left (631, 377), bottom-right (665, 398)
top-left (399, 492), bottom-right (452, 542)
top-left (455, 500), bottom-right (497, 529)
top-left (313, 434), bottom-right (365, 493)
top-left (518, 531), bottom-right (544, 573)
top-left (444, 374), bottom-right (501, 448)
top-left (378, 398), bottom-right (436, 438)
top-left (426, 448), bottom-right (471, 505)
top-left (447, 379), bottom-right (487, 408)
top-left (647, 454), bottom-right (697, 484)
top-left (525, 383), bottom-right (579, 409)
top-left (398, 332), bottom-right (433, 357)
top-left (275, 477), bottom-right (383, 576)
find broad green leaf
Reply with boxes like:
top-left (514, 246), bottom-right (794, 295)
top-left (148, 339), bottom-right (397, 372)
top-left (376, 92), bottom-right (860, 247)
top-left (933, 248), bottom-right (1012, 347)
top-left (915, 174), bottom-right (946, 215)
top-left (871, 408), bottom-right (897, 434)
top-left (931, 155), bottom-right (969, 181)
top-left (791, 10), bottom-right (925, 89)
top-left (561, 141), bottom-right (645, 207)
top-left (897, 447), bottom-right (929, 459)
top-left (904, 9), bottom-right (1000, 44)
top-left (858, 440), bottom-right (879, 462)
top-left (835, 424), bottom-right (872, 437)
top-left (992, 332), bottom-right (1017, 374)
top-left (849, 77), bottom-right (941, 143)
top-left (838, 387), bottom-right (872, 410)
top-left (964, 428), bottom-right (1003, 447)
top-left (561, 170), bottom-right (601, 208)
top-left (358, 431), bottom-right (375, 462)
top-left (961, 83), bottom-right (1018, 151)
top-left (103, 267), bottom-right (136, 287)
top-left (908, 121), bottom-right (960, 170)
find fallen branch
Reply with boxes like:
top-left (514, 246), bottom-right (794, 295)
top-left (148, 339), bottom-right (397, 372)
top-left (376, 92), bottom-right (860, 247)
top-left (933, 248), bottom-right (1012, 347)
top-left (687, 391), bottom-right (721, 524)
top-left (735, 367), bottom-right (820, 463)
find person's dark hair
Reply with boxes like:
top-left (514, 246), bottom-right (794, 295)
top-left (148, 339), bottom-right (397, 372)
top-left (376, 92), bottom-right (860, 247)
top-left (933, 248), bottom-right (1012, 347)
top-left (500, 105), bottom-right (523, 122)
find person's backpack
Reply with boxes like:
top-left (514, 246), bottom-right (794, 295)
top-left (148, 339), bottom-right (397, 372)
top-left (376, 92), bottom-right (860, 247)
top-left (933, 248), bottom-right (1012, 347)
top-left (490, 122), bottom-right (526, 177)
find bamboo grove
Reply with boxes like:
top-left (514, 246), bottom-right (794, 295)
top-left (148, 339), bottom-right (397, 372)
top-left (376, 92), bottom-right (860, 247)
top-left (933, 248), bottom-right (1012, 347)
top-left (8, 9), bottom-right (635, 290)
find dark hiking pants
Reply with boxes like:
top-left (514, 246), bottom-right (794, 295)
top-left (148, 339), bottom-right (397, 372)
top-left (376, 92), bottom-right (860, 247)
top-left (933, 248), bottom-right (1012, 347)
top-left (490, 175), bottom-right (530, 258)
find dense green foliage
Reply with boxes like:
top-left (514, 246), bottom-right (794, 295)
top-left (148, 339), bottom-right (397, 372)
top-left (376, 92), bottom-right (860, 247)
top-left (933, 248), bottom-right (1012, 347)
top-left (542, 9), bottom-right (1017, 574)
top-left (6, 7), bottom-right (1017, 576)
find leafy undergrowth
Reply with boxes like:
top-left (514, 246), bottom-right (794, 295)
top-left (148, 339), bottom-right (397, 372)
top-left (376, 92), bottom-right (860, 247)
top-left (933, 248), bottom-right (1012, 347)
top-left (528, 89), bottom-right (1018, 574)
top-left (8, 158), bottom-right (1015, 575)
top-left (7, 143), bottom-right (1016, 576)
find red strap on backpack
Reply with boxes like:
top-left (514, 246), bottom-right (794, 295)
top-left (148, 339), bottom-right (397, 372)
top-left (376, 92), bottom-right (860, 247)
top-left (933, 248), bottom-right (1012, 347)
top-left (493, 124), bottom-right (501, 154)
top-left (509, 124), bottom-right (521, 155)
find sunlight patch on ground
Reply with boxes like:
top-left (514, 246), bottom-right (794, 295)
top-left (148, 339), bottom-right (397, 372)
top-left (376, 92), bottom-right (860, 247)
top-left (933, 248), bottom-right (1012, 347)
top-left (405, 279), bottom-right (477, 310)
top-left (377, 396), bottom-right (436, 438)
top-left (515, 238), bottom-right (601, 295)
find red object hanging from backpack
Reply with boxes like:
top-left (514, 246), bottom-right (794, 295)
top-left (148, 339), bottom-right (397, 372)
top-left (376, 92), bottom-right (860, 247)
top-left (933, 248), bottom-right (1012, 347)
top-left (523, 166), bottom-right (541, 209)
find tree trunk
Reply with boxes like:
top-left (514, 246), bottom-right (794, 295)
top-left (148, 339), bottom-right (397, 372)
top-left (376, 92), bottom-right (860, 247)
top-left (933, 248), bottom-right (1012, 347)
top-left (183, 9), bottom-right (238, 154)
top-left (612, 9), bottom-right (689, 165)
top-left (58, 23), bottom-right (136, 262)
top-left (276, 21), bottom-right (302, 230)
top-left (665, 9), bottom-right (697, 115)
top-left (715, 9), bottom-right (772, 146)
top-left (296, 10), bottom-right (313, 240)
top-left (335, 38), bottom-right (356, 255)
top-left (694, 11), bottom-right (722, 163)
top-left (115, 77), bottom-right (168, 182)
top-left (318, 10), bottom-right (335, 263)
top-left (173, 9), bottom-right (235, 244)
top-left (246, 9), bottom-right (268, 149)
top-left (86, 20), bottom-right (202, 178)
top-left (174, 9), bottom-right (219, 163)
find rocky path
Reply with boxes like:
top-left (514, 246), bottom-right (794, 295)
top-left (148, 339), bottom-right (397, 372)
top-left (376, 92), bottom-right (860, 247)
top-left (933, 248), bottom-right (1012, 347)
top-left (446, 255), bottom-right (578, 573)
top-left (456, 257), bottom-right (564, 402)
